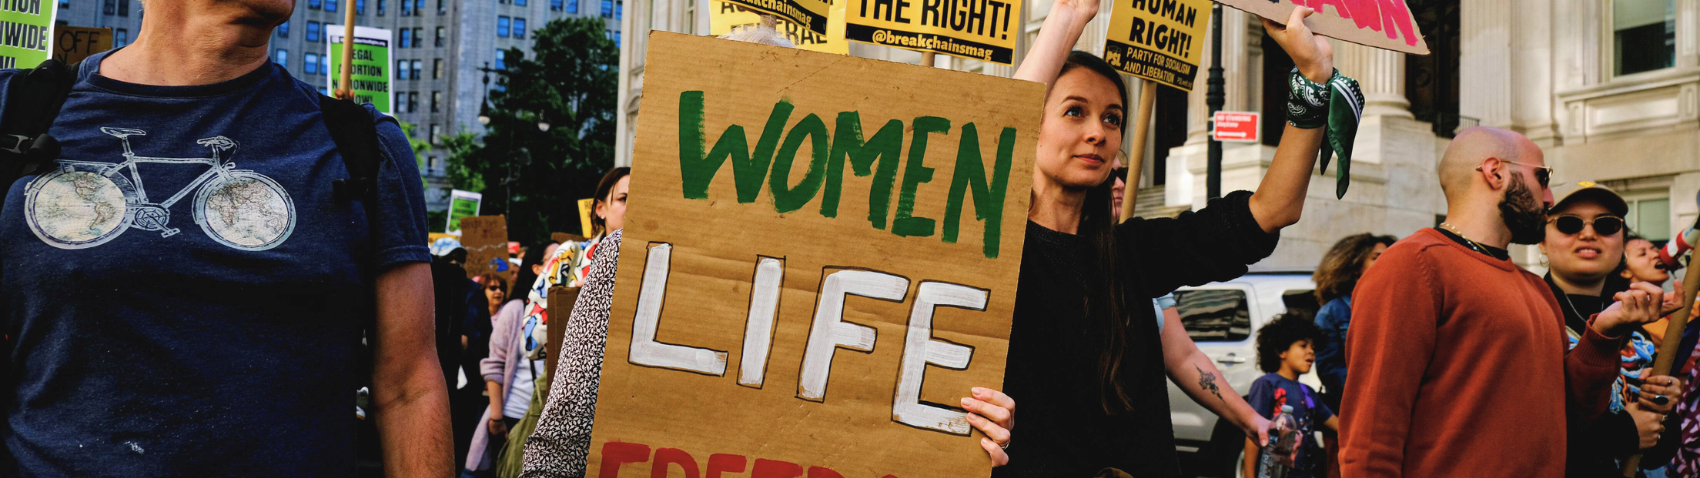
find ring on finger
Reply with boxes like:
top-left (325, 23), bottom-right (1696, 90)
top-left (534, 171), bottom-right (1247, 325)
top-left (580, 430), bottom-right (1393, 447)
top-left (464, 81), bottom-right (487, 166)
top-left (1655, 394), bottom-right (1671, 406)
top-left (999, 439), bottom-right (1011, 450)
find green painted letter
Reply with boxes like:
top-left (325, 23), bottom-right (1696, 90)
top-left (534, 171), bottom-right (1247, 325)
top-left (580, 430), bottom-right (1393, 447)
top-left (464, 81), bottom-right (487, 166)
top-left (676, 91), bottom-right (792, 202)
top-left (943, 124), bottom-right (1015, 258)
top-left (892, 116), bottom-right (949, 237)
top-left (822, 112), bottom-right (905, 229)
top-left (770, 113), bottom-right (830, 213)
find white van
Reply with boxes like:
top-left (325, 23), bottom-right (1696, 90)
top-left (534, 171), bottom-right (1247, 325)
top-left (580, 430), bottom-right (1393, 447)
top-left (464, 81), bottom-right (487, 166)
top-left (1167, 270), bottom-right (1321, 478)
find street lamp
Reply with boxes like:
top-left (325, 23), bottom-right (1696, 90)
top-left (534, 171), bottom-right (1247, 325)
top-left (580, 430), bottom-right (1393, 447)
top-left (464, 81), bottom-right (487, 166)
top-left (477, 61), bottom-right (493, 125)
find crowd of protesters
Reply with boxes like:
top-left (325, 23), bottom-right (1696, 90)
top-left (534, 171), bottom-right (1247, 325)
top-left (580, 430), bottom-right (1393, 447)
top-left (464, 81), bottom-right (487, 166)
top-left (3, 0), bottom-right (1700, 476)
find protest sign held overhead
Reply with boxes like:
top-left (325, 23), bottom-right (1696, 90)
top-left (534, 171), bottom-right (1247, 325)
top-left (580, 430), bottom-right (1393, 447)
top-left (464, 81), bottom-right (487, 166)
top-left (1104, 0), bottom-right (1209, 90)
top-left (51, 26), bottom-right (109, 65)
top-left (722, 0), bottom-right (830, 35)
top-left (587, 32), bottom-right (1040, 477)
top-left (1217, 0), bottom-right (1428, 55)
top-left (845, 0), bottom-right (1021, 65)
top-left (447, 189), bottom-right (483, 235)
top-left (327, 25), bottom-right (394, 114)
top-left (0, 0), bottom-right (54, 69)
top-left (711, 0), bottom-right (848, 55)
top-left (459, 215), bottom-right (509, 279)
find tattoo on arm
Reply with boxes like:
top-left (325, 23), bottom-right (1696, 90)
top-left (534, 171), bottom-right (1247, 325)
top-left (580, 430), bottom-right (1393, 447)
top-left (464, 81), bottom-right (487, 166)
top-left (1197, 365), bottom-right (1224, 402)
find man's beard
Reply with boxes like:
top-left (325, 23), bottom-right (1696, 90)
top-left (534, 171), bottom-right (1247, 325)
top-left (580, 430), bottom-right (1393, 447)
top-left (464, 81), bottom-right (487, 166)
top-left (1500, 174), bottom-right (1547, 245)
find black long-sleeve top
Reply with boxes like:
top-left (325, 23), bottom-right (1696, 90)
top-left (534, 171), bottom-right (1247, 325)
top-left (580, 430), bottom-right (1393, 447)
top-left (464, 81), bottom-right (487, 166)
top-left (994, 191), bottom-right (1279, 478)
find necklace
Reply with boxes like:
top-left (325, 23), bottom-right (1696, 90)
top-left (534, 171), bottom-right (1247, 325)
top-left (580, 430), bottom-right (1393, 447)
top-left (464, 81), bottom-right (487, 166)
top-left (1438, 222), bottom-right (1494, 256)
top-left (1557, 287), bottom-right (1605, 327)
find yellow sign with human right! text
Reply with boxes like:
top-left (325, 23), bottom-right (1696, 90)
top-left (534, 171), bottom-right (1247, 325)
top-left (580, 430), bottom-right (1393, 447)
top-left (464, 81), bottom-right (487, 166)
top-left (1104, 0), bottom-right (1210, 91)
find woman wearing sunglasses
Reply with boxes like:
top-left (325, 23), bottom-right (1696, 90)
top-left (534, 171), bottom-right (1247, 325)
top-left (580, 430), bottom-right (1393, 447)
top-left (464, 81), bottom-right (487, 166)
top-left (1539, 185), bottom-right (1686, 477)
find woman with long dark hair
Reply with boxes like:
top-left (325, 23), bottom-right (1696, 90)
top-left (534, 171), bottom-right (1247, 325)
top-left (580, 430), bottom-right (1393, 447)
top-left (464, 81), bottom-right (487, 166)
top-left (994, 3), bottom-right (1343, 476)
top-left (1311, 233), bottom-right (1396, 410)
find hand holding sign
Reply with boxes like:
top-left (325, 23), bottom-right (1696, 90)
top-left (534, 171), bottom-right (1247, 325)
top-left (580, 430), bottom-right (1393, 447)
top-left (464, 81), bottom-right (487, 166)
top-left (962, 387), bottom-right (1015, 465)
top-left (1261, 7), bottom-right (1333, 84)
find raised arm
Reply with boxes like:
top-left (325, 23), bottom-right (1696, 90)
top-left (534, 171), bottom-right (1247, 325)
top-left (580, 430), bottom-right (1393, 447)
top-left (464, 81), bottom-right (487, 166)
top-left (1247, 7), bottom-right (1331, 234)
top-left (1012, 0), bottom-right (1098, 86)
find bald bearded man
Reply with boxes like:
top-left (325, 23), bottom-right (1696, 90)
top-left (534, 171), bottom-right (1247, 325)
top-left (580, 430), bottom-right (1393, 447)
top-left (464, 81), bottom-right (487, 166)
top-left (1337, 127), bottom-right (1668, 477)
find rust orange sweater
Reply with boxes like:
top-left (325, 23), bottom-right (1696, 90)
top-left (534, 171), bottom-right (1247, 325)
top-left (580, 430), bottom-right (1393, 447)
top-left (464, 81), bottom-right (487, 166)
top-left (1340, 228), bottom-right (1623, 477)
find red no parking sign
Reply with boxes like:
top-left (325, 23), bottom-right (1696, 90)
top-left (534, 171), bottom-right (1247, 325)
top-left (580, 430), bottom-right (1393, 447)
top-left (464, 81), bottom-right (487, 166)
top-left (1213, 111), bottom-right (1260, 143)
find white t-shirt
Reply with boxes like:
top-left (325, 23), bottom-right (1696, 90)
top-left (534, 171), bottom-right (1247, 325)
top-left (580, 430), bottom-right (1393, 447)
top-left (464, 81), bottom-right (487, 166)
top-left (504, 358), bottom-right (537, 419)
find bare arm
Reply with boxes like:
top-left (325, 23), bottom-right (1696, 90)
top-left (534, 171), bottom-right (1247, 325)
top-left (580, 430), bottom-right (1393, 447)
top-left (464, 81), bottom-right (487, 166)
top-left (1161, 305), bottom-right (1269, 445)
top-left (1011, 0), bottom-right (1098, 86)
top-left (372, 262), bottom-right (454, 477)
top-left (1244, 437), bottom-right (1260, 478)
top-left (1246, 7), bottom-right (1332, 234)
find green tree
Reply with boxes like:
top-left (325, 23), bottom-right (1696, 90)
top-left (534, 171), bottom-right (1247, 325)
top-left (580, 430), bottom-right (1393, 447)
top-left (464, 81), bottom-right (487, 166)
top-left (444, 17), bottom-right (619, 243)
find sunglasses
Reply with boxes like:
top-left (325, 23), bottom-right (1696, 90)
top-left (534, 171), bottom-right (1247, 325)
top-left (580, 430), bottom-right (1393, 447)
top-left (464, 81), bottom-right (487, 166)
top-left (487, 285), bottom-right (505, 292)
top-left (1101, 167), bottom-right (1130, 188)
top-left (1477, 160), bottom-right (1552, 189)
top-left (1550, 215), bottom-right (1624, 236)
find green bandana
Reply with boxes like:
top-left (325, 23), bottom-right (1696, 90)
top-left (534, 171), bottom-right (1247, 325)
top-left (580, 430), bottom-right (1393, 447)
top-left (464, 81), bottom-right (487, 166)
top-left (1286, 68), bottom-right (1364, 199)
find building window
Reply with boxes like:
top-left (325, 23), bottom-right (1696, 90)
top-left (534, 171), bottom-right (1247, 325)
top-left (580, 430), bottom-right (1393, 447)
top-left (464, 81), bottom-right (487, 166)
top-left (412, 60), bottom-right (423, 80)
top-left (325, 0), bottom-right (337, 12)
top-left (308, 0), bottom-right (322, 9)
top-left (616, 0), bottom-right (622, 19)
top-left (414, 0), bottom-right (425, 14)
top-left (498, 16), bottom-right (510, 38)
top-left (600, 0), bottom-right (612, 17)
top-left (397, 60), bottom-right (409, 80)
top-left (275, 49), bottom-right (289, 67)
top-left (378, 0), bottom-right (386, 14)
top-left (607, 29), bottom-right (620, 46)
top-left (400, 0), bottom-right (410, 15)
top-left (516, 0), bottom-right (527, 6)
top-left (430, 124), bottom-right (441, 144)
top-left (357, 0), bottom-right (366, 12)
top-left (434, 59), bottom-right (444, 78)
top-left (413, 28), bottom-right (423, 48)
top-left (307, 22), bottom-right (321, 42)
top-left (400, 28), bottom-right (411, 48)
top-left (115, 28), bottom-right (128, 48)
top-left (431, 91), bottom-right (442, 112)
top-left (551, 0), bottom-right (562, 11)
top-left (278, 21), bottom-right (289, 38)
top-left (514, 18), bottom-right (526, 39)
top-left (1614, 0), bottom-right (1675, 76)
top-left (438, 0), bottom-right (446, 14)
top-left (59, 0), bottom-right (67, 8)
top-left (116, 0), bottom-right (128, 16)
top-left (408, 92), bottom-right (419, 113)
top-left (1627, 196), bottom-right (1672, 242)
top-left (494, 49), bottom-right (507, 70)
top-left (567, 0), bottom-right (577, 13)
top-left (436, 27), bottom-right (446, 47)
top-left (102, 0), bottom-right (114, 15)
top-left (304, 53), bottom-right (319, 74)
top-left (427, 155), bottom-right (437, 173)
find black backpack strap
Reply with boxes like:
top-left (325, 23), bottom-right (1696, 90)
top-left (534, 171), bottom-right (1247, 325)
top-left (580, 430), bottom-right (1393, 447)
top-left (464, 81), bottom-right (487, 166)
top-left (318, 95), bottom-right (386, 203)
top-left (0, 60), bottom-right (79, 189)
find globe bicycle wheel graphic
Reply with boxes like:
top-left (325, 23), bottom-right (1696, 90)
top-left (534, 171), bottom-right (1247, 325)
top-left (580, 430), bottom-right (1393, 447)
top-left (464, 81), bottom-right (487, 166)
top-left (191, 170), bottom-right (297, 251)
top-left (23, 165), bottom-right (140, 250)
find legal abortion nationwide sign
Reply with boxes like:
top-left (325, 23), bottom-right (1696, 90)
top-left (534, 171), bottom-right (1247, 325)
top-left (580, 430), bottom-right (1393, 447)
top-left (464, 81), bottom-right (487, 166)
top-left (327, 25), bottom-right (394, 114)
top-left (0, 0), bottom-right (54, 69)
top-left (587, 32), bottom-right (1041, 477)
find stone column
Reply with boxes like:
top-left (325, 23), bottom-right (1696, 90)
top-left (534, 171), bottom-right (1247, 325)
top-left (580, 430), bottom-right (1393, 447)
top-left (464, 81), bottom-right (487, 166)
top-left (1460, 0), bottom-right (1513, 128)
top-left (1333, 40), bottom-right (1413, 118)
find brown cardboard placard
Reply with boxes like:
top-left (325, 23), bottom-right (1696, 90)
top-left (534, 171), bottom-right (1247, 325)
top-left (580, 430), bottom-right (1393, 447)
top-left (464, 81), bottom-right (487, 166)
top-left (460, 215), bottom-right (509, 280)
top-left (51, 26), bottom-right (112, 65)
top-left (1217, 0), bottom-right (1429, 55)
top-left (586, 32), bottom-right (1040, 477)
top-left (543, 284), bottom-right (580, 400)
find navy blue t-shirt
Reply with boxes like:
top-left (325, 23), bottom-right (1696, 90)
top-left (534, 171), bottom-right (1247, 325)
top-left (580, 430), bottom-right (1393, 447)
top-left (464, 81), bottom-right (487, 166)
top-left (0, 50), bottom-right (431, 476)
top-left (1248, 373), bottom-right (1334, 478)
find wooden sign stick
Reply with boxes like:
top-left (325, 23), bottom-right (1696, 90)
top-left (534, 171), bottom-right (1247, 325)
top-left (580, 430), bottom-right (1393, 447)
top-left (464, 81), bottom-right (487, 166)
top-left (1117, 79), bottom-right (1157, 223)
top-left (1623, 241), bottom-right (1700, 476)
top-left (336, 0), bottom-right (357, 100)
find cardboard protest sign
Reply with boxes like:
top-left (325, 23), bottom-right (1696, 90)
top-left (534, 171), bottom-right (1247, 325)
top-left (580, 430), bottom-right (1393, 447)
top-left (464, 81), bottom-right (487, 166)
top-left (587, 32), bottom-right (1040, 477)
top-left (1104, 0), bottom-right (1209, 90)
top-left (0, 0), bottom-right (54, 69)
top-left (722, 0), bottom-right (830, 35)
top-left (1218, 0), bottom-right (1428, 55)
top-left (845, 0), bottom-right (1021, 65)
top-left (51, 26), bottom-right (110, 65)
top-left (711, 0), bottom-right (848, 55)
top-left (327, 25), bottom-right (394, 113)
top-left (447, 189), bottom-right (483, 235)
top-left (459, 215), bottom-right (509, 280)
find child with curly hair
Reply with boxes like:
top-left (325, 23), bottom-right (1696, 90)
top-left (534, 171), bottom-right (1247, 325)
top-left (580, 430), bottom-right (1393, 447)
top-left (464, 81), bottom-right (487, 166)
top-left (1244, 311), bottom-right (1339, 478)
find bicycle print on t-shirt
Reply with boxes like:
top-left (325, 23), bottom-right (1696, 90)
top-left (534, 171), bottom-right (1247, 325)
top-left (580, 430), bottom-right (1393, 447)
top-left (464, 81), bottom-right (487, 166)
top-left (23, 127), bottom-right (296, 251)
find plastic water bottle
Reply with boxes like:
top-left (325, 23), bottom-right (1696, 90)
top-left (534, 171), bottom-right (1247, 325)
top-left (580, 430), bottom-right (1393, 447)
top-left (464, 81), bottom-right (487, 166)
top-left (1258, 405), bottom-right (1301, 478)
